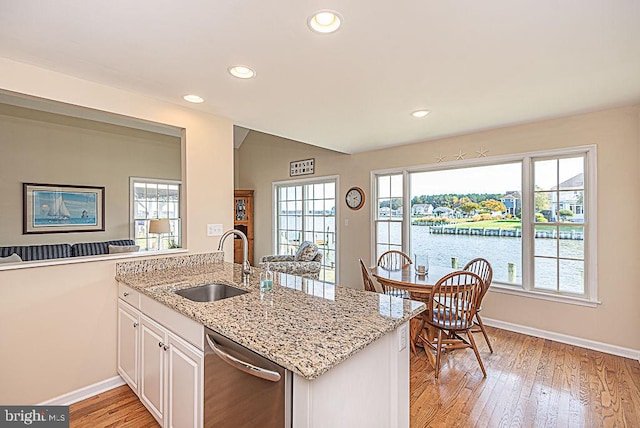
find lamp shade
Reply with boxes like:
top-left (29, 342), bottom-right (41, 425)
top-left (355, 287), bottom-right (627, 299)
top-left (149, 218), bottom-right (171, 234)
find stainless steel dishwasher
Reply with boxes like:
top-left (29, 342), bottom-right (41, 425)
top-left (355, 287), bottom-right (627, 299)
top-left (204, 328), bottom-right (292, 427)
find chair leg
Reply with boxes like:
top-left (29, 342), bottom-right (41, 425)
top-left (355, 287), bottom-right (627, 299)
top-left (475, 314), bottom-right (493, 353)
top-left (467, 330), bottom-right (487, 378)
top-left (435, 329), bottom-right (443, 380)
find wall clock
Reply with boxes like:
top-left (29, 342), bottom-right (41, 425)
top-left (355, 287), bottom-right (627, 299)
top-left (345, 187), bottom-right (365, 210)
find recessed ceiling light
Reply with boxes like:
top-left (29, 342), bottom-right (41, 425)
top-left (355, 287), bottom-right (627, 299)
top-left (308, 10), bottom-right (342, 34)
top-left (411, 110), bottom-right (430, 118)
top-left (183, 94), bottom-right (204, 103)
top-left (228, 65), bottom-right (256, 79)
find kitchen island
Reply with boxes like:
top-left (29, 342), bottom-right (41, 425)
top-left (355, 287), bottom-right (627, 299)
top-left (116, 252), bottom-right (425, 427)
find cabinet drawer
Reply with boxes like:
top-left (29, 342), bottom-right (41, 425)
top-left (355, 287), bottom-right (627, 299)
top-left (119, 283), bottom-right (140, 308)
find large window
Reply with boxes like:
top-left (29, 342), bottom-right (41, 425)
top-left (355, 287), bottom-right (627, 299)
top-left (373, 147), bottom-right (596, 303)
top-left (375, 174), bottom-right (404, 259)
top-left (131, 178), bottom-right (181, 251)
top-left (274, 177), bottom-right (337, 283)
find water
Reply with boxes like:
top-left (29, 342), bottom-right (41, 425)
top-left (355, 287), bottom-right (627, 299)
top-left (410, 225), bottom-right (585, 294)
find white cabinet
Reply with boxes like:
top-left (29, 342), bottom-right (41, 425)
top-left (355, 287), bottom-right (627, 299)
top-left (117, 301), bottom-right (139, 393)
top-left (140, 316), bottom-right (167, 426)
top-left (117, 293), bottom-right (203, 428)
top-left (166, 334), bottom-right (203, 428)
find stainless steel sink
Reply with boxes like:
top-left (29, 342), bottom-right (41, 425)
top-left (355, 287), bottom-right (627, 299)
top-left (174, 283), bottom-right (248, 302)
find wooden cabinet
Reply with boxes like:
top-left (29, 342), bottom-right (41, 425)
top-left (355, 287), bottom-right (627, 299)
top-left (117, 293), bottom-right (203, 428)
top-left (234, 190), bottom-right (254, 265)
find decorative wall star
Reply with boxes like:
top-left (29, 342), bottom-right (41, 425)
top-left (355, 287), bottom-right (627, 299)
top-left (476, 146), bottom-right (489, 157)
top-left (456, 150), bottom-right (466, 160)
top-left (436, 154), bottom-right (446, 163)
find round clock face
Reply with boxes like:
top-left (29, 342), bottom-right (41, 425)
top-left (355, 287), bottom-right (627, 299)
top-left (345, 187), bottom-right (365, 210)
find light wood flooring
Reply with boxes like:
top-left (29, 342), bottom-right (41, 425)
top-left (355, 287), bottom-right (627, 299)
top-left (69, 326), bottom-right (640, 427)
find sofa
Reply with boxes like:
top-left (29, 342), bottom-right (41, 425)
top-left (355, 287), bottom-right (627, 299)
top-left (259, 241), bottom-right (323, 279)
top-left (0, 239), bottom-right (136, 262)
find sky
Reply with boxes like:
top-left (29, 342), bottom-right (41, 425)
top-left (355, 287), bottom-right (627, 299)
top-left (410, 157), bottom-right (584, 196)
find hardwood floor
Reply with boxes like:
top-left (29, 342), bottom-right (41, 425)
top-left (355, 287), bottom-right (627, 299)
top-left (69, 385), bottom-right (158, 428)
top-left (410, 326), bottom-right (640, 427)
top-left (69, 326), bottom-right (640, 427)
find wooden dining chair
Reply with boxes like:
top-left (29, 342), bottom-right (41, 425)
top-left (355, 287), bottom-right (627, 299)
top-left (463, 258), bottom-right (494, 353)
top-left (359, 259), bottom-right (383, 293)
top-left (377, 250), bottom-right (412, 297)
top-left (420, 271), bottom-right (486, 379)
top-left (377, 250), bottom-right (412, 271)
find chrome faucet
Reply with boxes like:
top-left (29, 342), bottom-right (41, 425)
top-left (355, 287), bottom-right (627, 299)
top-left (218, 229), bottom-right (251, 284)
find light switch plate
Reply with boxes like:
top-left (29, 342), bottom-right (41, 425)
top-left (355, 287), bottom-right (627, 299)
top-left (207, 224), bottom-right (223, 236)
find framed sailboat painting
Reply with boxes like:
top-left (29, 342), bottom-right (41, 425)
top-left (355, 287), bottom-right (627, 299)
top-left (23, 183), bottom-right (105, 234)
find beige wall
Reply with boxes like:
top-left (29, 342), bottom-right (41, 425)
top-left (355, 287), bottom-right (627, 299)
top-left (237, 105), bottom-right (640, 352)
top-left (0, 58), bottom-right (233, 404)
top-left (0, 104), bottom-right (181, 245)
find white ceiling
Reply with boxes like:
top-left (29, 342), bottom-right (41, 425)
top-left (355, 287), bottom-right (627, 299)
top-left (1, 1), bottom-right (639, 154)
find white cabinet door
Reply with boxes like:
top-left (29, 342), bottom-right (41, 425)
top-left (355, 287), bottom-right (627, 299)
top-left (166, 333), bottom-right (203, 428)
top-left (140, 315), bottom-right (166, 427)
top-left (117, 301), bottom-right (139, 393)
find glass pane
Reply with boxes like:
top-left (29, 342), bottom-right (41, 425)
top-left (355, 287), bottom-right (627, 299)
top-left (378, 198), bottom-right (391, 218)
top-left (378, 176), bottom-right (390, 198)
top-left (558, 157), bottom-right (584, 189)
top-left (377, 222), bottom-right (389, 244)
top-left (305, 184), bottom-right (314, 201)
top-left (558, 191), bottom-right (584, 223)
top-left (286, 186), bottom-right (296, 201)
top-left (559, 259), bottom-right (584, 294)
top-left (377, 245), bottom-right (388, 261)
top-left (325, 183), bottom-right (335, 199)
top-left (304, 217), bottom-right (314, 231)
top-left (314, 183), bottom-right (324, 199)
top-left (389, 222), bottom-right (402, 246)
top-left (390, 175), bottom-right (403, 198)
top-left (534, 257), bottom-right (557, 291)
top-left (534, 225), bottom-right (557, 257)
top-left (534, 159), bottom-right (557, 191)
top-left (559, 226), bottom-right (584, 259)
top-left (279, 187), bottom-right (287, 200)
top-left (534, 192), bottom-right (553, 222)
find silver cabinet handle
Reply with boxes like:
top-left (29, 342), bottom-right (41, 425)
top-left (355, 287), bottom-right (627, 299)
top-left (123, 292), bottom-right (129, 297)
top-left (206, 334), bottom-right (281, 382)
top-left (133, 322), bottom-right (139, 328)
top-left (163, 345), bottom-right (169, 351)
top-left (158, 342), bottom-right (164, 348)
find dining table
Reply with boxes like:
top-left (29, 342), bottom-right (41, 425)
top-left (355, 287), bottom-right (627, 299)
top-left (371, 264), bottom-right (455, 366)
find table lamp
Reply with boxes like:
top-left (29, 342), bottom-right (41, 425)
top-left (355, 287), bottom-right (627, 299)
top-left (149, 219), bottom-right (170, 250)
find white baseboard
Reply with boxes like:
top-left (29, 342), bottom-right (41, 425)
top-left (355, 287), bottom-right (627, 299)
top-left (39, 375), bottom-right (125, 406)
top-left (483, 317), bottom-right (640, 361)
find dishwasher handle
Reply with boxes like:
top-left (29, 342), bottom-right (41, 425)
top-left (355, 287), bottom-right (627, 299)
top-left (206, 334), bottom-right (282, 382)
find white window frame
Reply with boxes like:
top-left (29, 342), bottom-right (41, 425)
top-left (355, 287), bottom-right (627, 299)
top-left (371, 145), bottom-right (598, 307)
top-left (130, 177), bottom-right (182, 251)
top-left (272, 175), bottom-right (340, 284)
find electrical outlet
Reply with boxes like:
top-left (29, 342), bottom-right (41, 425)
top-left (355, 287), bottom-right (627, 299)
top-left (207, 224), bottom-right (223, 236)
top-left (398, 323), bottom-right (408, 352)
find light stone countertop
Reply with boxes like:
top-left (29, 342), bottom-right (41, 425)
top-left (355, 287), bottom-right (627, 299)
top-left (116, 260), bottom-right (425, 380)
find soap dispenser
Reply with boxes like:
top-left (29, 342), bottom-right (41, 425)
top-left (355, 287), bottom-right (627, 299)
top-left (260, 263), bottom-right (273, 292)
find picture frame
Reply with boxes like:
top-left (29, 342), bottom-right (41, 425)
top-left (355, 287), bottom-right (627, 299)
top-left (23, 183), bottom-right (105, 234)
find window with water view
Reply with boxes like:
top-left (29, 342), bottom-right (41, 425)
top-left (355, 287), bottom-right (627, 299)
top-left (373, 147), bottom-right (593, 300)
